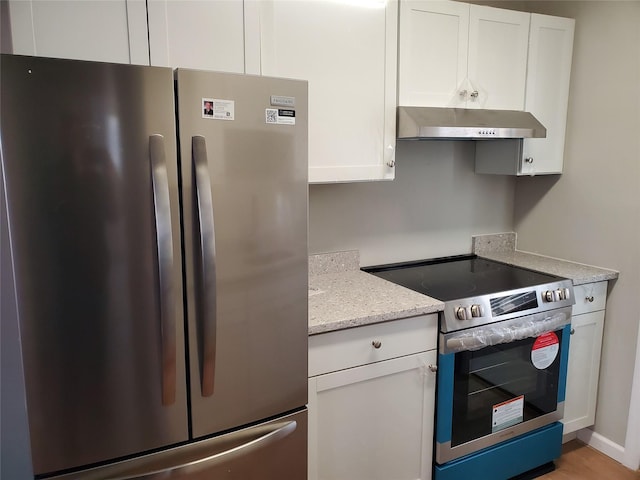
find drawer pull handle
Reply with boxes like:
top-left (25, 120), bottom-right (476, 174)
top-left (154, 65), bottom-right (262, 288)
top-left (586, 296), bottom-right (595, 302)
top-left (428, 364), bottom-right (438, 373)
top-left (372, 340), bottom-right (382, 349)
top-left (570, 328), bottom-right (576, 335)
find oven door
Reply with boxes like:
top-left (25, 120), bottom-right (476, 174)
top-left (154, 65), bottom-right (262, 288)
top-left (435, 306), bottom-right (572, 464)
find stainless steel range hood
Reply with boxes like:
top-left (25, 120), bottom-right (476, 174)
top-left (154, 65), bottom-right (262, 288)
top-left (397, 106), bottom-right (546, 140)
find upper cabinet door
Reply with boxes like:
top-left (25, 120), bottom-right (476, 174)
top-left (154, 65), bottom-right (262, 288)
top-left (6, 0), bottom-right (149, 64)
top-left (398, 1), bottom-right (529, 110)
top-left (146, 0), bottom-right (246, 72)
top-left (521, 14), bottom-right (575, 175)
top-left (467, 5), bottom-right (530, 110)
top-left (258, 0), bottom-right (397, 183)
top-left (398, 0), bottom-right (469, 107)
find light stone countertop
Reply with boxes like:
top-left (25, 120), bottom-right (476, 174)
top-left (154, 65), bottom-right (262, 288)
top-left (472, 233), bottom-right (619, 285)
top-left (308, 251), bottom-right (443, 335)
top-left (308, 237), bottom-right (619, 336)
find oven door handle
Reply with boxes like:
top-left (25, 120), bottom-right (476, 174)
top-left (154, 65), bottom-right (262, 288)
top-left (443, 307), bottom-right (571, 354)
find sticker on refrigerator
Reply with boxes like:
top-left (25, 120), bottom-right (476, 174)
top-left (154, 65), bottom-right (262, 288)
top-left (266, 108), bottom-right (295, 125)
top-left (202, 98), bottom-right (234, 120)
top-left (531, 331), bottom-right (559, 369)
top-left (492, 395), bottom-right (524, 433)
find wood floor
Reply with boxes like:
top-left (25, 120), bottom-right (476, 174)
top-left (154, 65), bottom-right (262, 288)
top-left (536, 440), bottom-right (640, 480)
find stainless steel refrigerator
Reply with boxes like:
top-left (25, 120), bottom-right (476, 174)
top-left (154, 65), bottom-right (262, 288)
top-left (0, 54), bottom-right (309, 479)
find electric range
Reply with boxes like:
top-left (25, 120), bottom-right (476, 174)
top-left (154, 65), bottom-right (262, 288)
top-left (364, 254), bottom-right (576, 480)
top-left (364, 254), bottom-right (574, 333)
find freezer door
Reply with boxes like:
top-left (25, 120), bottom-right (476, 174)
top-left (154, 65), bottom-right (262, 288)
top-left (176, 69), bottom-right (308, 437)
top-left (48, 409), bottom-right (307, 480)
top-left (0, 55), bottom-right (188, 475)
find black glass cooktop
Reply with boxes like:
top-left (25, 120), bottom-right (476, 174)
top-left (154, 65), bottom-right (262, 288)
top-left (363, 255), bottom-right (563, 301)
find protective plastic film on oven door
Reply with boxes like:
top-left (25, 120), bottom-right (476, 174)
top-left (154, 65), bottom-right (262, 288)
top-left (442, 308), bottom-right (571, 354)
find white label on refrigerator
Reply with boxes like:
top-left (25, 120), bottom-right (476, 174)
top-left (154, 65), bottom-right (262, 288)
top-left (266, 108), bottom-right (295, 125)
top-left (531, 332), bottom-right (559, 370)
top-left (203, 98), bottom-right (234, 120)
top-left (492, 395), bottom-right (524, 433)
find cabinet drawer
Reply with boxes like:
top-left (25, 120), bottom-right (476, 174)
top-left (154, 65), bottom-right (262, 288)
top-left (572, 282), bottom-right (607, 315)
top-left (308, 314), bottom-right (438, 377)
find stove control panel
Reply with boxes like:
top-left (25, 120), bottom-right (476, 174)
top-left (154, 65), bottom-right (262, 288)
top-left (443, 280), bottom-right (575, 333)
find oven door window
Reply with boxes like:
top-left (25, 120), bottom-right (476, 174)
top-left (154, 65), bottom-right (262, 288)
top-left (451, 330), bottom-right (562, 447)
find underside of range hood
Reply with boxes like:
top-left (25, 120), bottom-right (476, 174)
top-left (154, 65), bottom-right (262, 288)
top-left (397, 106), bottom-right (547, 140)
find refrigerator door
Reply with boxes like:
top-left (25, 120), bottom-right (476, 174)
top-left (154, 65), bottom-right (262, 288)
top-left (176, 69), bottom-right (309, 437)
top-left (0, 55), bottom-right (188, 475)
top-left (48, 409), bottom-right (307, 480)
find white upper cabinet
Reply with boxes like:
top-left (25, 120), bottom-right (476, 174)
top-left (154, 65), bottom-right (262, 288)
top-left (146, 1), bottom-right (248, 73)
top-left (6, 0), bottom-right (149, 64)
top-left (398, 0), bottom-right (469, 107)
top-left (257, 0), bottom-right (398, 183)
top-left (4, 0), bottom-right (396, 183)
top-left (5, 0), bottom-right (252, 72)
top-left (475, 13), bottom-right (575, 176)
top-left (467, 5), bottom-right (530, 110)
top-left (520, 14), bottom-right (575, 175)
top-left (398, 0), bottom-right (530, 110)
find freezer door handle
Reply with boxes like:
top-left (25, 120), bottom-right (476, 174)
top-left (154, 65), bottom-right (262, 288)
top-left (149, 135), bottom-right (177, 406)
top-left (113, 420), bottom-right (297, 479)
top-left (192, 135), bottom-right (217, 397)
top-left (118, 420), bottom-right (298, 480)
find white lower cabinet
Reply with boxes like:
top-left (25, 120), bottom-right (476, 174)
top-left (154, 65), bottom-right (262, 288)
top-left (563, 281), bottom-right (607, 434)
top-left (308, 315), bottom-right (438, 480)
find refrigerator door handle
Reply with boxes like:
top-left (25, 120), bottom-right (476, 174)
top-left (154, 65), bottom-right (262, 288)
top-left (116, 420), bottom-right (298, 479)
top-left (149, 134), bottom-right (177, 406)
top-left (192, 135), bottom-right (217, 397)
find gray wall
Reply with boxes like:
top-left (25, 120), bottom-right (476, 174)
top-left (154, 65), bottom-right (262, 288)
top-left (309, 140), bottom-right (516, 266)
top-left (513, 0), bottom-right (640, 448)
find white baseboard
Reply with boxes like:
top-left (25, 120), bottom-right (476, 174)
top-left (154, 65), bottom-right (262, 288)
top-left (576, 428), bottom-right (626, 464)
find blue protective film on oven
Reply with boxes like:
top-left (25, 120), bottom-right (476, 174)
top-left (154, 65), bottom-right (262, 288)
top-left (436, 352), bottom-right (455, 443)
top-left (557, 324), bottom-right (571, 403)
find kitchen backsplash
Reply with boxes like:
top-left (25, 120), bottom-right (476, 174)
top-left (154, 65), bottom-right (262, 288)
top-left (309, 250), bottom-right (360, 276)
top-left (309, 141), bottom-right (516, 267)
top-left (472, 232), bottom-right (517, 255)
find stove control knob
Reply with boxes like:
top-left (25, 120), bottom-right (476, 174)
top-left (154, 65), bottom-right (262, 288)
top-left (455, 307), bottom-right (469, 320)
top-left (544, 288), bottom-right (571, 302)
top-left (470, 304), bottom-right (482, 317)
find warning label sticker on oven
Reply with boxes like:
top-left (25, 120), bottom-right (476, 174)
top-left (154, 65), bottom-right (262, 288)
top-left (531, 332), bottom-right (559, 369)
top-left (492, 395), bottom-right (524, 433)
